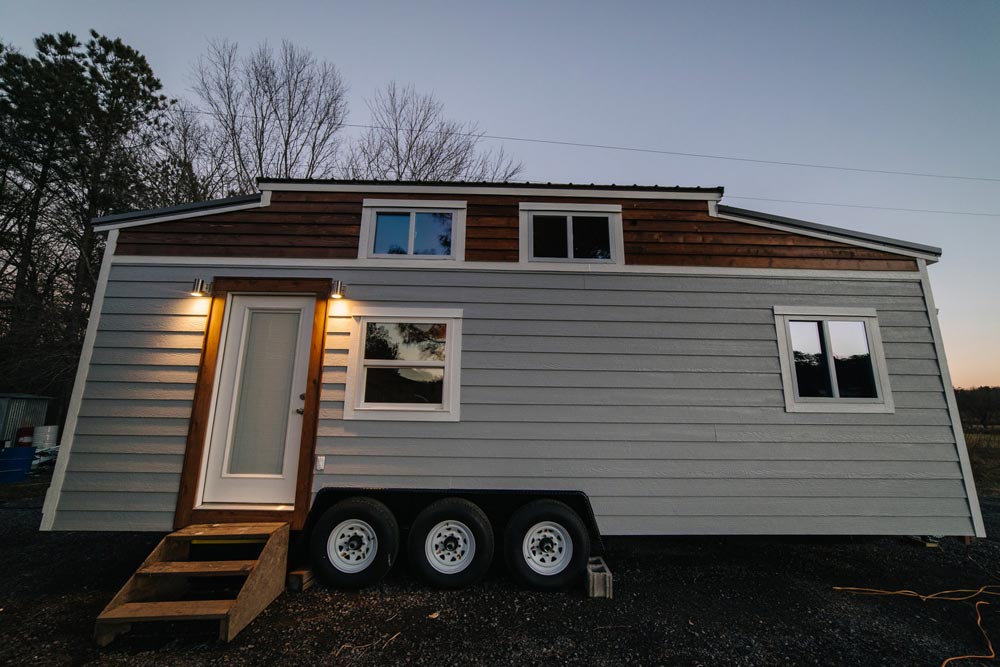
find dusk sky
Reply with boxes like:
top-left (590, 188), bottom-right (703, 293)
top-left (4, 0), bottom-right (998, 386)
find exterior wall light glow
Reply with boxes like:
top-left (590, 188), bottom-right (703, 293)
top-left (190, 279), bottom-right (212, 297)
top-left (330, 280), bottom-right (346, 300)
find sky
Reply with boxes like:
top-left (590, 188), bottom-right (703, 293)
top-left (3, 0), bottom-right (998, 386)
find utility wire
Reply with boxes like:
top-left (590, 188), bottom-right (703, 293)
top-left (723, 195), bottom-right (1000, 217)
top-left (401, 126), bottom-right (1000, 185)
top-left (181, 108), bottom-right (1000, 217)
top-left (184, 108), bottom-right (1000, 184)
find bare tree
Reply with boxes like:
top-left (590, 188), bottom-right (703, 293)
top-left (344, 82), bottom-right (522, 182)
top-left (146, 102), bottom-right (233, 205)
top-left (194, 39), bottom-right (348, 193)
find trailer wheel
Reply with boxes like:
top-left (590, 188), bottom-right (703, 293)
top-left (407, 498), bottom-right (494, 589)
top-left (504, 499), bottom-right (590, 590)
top-left (310, 497), bottom-right (399, 589)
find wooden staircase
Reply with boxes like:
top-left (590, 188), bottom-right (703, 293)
top-left (94, 523), bottom-right (289, 646)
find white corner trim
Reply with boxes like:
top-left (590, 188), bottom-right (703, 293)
top-left (918, 259), bottom-right (985, 537)
top-left (773, 305), bottom-right (878, 317)
top-left (773, 306), bottom-right (895, 415)
top-left (40, 229), bottom-right (119, 531)
top-left (715, 210), bottom-right (939, 262)
top-left (342, 311), bottom-right (463, 422)
top-left (260, 181), bottom-right (721, 200)
top-left (518, 207), bottom-right (626, 265)
top-left (519, 202), bottom-right (622, 213)
top-left (358, 201), bottom-right (466, 261)
top-left (92, 196), bottom-right (269, 232)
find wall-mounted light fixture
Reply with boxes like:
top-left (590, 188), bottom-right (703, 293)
top-left (190, 278), bottom-right (212, 297)
top-left (330, 279), bottom-right (346, 300)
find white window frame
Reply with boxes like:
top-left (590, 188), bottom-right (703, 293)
top-left (773, 306), bottom-right (894, 414)
top-left (343, 307), bottom-right (463, 421)
top-left (359, 199), bottom-right (467, 260)
top-left (518, 202), bottom-right (624, 264)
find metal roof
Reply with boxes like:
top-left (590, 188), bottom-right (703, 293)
top-left (716, 205), bottom-right (942, 257)
top-left (91, 193), bottom-right (262, 226)
top-left (257, 178), bottom-right (725, 194)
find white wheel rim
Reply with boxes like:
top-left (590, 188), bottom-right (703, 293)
top-left (522, 521), bottom-right (573, 575)
top-left (424, 520), bottom-right (477, 574)
top-left (328, 519), bottom-right (378, 573)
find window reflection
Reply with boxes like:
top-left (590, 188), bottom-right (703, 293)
top-left (531, 213), bottom-right (613, 260)
top-left (373, 213), bottom-right (410, 254)
top-left (361, 322), bottom-right (448, 406)
top-left (364, 367), bottom-right (444, 403)
top-left (413, 212), bottom-right (452, 255)
top-left (828, 321), bottom-right (877, 398)
top-left (789, 321), bottom-right (833, 397)
top-left (364, 322), bottom-right (447, 361)
top-left (572, 216), bottom-right (611, 259)
top-left (532, 215), bottom-right (568, 258)
top-left (373, 211), bottom-right (453, 256)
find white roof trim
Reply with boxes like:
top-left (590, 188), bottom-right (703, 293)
top-left (92, 192), bottom-right (272, 232)
top-left (109, 253), bottom-right (924, 281)
top-left (714, 206), bottom-right (938, 262)
top-left (260, 182), bottom-right (721, 201)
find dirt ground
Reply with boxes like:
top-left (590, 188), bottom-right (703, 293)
top-left (2, 472), bottom-right (998, 667)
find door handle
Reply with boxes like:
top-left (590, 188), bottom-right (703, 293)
top-left (295, 408), bottom-right (305, 415)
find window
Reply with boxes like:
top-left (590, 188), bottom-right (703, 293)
top-left (774, 306), bottom-right (893, 413)
top-left (344, 308), bottom-right (463, 421)
top-left (359, 200), bottom-right (467, 260)
top-left (519, 203), bottom-right (624, 263)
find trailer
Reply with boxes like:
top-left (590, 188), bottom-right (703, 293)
top-left (41, 179), bottom-right (981, 601)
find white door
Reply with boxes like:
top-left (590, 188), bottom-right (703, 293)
top-left (200, 294), bottom-right (315, 506)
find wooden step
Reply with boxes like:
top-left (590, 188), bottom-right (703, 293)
top-left (99, 599), bottom-right (234, 622)
top-left (95, 522), bottom-right (289, 645)
top-left (139, 560), bottom-right (257, 577)
top-left (169, 523), bottom-right (287, 540)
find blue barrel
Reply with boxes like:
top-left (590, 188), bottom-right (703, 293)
top-left (0, 447), bottom-right (36, 483)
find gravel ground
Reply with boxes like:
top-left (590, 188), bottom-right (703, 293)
top-left (2, 473), bottom-right (998, 666)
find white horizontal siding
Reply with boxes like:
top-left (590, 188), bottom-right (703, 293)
top-left (50, 263), bottom-right (976, 536)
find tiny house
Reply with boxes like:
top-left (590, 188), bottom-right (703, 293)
top-left (41, 179), bottom-right (983, 590)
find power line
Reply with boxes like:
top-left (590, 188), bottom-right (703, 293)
top-left (723, 195), bottom-right (1000, 218)
top-left (417, 127), bottom-right (1000, 185)
top-left (183, 108), bottom-right (1000, 184)
top-left (180, 107), bottom-right (1000, 216)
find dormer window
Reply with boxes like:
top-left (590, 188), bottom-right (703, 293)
top-left (360, 200), bottom-right (467, 260)
top-left (519, 203), bottom-right (624, 264)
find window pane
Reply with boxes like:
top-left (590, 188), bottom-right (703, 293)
top-left (572, 216), bottom-right (611, 259)
top-left (413, 212), bottom-right (452, 255)
top-left (228, 310), bottom-right (299, 475)
top-left (364, 322), bottom-right (448, 361)
top-left (364, 367), bottom-right (444, 404)
top-left (789, 321), bottom-right (833, 397)
top-left (829, 320), bottom-right (878, 398)
top-left (532, 215), bottom-right (568, 258)
top-left (373, 212), bottom-right (410, 254)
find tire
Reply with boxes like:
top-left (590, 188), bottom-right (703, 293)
top-left (407, 498), bottom-right (494, 589)
top-left (310, 497), bottom-right (399, 589)
top-left (504, 499), bottom-right (590, 591)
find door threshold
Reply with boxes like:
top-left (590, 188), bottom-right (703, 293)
top-left (196, 503), bottom-right (294, 511)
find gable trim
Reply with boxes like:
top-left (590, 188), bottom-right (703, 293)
top-left (92, 192), bottom-right (271, 232)
top-left (713, 203), bottom-right (940, 262)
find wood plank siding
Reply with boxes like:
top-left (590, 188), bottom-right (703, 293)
top-left (50, 263), bottom-right (973, 535)
top-left (114, 191), bottom-right (918, 270)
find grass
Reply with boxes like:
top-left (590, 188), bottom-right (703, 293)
top-left (966, 429), bottom-right (1000, 495)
